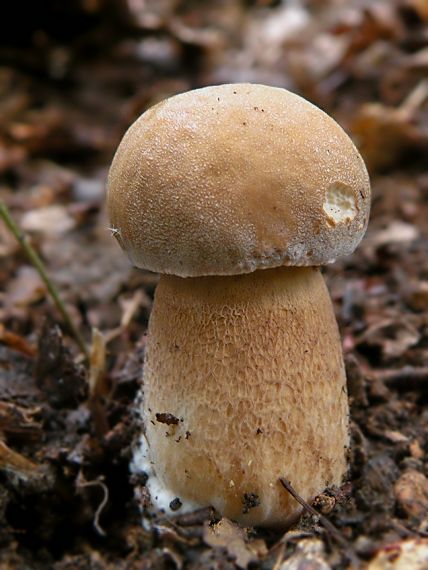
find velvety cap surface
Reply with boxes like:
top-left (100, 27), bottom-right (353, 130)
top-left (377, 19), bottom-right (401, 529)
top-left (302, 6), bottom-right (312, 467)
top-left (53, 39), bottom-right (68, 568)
top-left (107, 83), bottom-right (370, 277)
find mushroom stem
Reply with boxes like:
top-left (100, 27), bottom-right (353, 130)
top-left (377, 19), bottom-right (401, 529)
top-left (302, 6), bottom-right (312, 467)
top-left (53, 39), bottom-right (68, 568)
top-left (139, 266), bottom-right (349, 527)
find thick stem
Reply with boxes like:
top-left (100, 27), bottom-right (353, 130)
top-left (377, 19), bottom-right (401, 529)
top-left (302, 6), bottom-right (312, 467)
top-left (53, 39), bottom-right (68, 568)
top-left (137, 266), bottom-right (349, 527)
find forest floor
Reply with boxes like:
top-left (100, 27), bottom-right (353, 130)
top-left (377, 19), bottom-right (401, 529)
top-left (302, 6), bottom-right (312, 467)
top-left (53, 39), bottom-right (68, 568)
top-left (0, 1), bottom-right (428, 568)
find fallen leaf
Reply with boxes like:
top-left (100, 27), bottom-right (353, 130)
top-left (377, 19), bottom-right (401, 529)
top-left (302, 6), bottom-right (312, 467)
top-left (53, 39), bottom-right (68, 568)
top-left (5, 265), bottom-right (46, 310)
top-left (383, 430), bottom-right (409, 443)
top-left (405, 281), bottom-right (428, 311)
top-left (0, 439), bottom-right (39, 479)
top-left (370, 221), bottom-right (419, 249)
top-left (367, 538), bottom-right (428, 570)
top-left (280, 538), bottom-right (330, 570)
top-left (357, 319), bottom-right (420, 362)
top-left (204, 518), bottom-right (267, 569)
top-left (395, 470), bottom-right (428, 520)
top-left (89, 327), bottom-right (107, 399)
top-left (352, 81), bottom-right (428, 171)
top-left (0, 401), bottom-right (41, 440)
top-left (21, 204), bottom-right (76, 235)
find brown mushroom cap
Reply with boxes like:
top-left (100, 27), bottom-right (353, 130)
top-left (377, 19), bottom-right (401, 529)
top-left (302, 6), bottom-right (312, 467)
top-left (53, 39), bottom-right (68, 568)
top-left (107, 83), bottom-right (370, 277)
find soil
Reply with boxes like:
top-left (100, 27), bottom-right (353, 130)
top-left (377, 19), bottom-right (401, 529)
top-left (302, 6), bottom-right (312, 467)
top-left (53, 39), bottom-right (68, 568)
top-left (0, 1), bottom-right (427, 568)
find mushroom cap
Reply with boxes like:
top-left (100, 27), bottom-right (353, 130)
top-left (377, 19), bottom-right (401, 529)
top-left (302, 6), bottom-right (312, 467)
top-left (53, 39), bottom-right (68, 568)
top-left (107, 83), bottom-right (370, 277)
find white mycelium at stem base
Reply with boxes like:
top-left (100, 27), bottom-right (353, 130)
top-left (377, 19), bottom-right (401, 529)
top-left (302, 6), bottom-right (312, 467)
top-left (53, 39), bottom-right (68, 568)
top-left (107, 83), bottom-right (371, 527)
top-left (140, 266), bottom-right (349, 526)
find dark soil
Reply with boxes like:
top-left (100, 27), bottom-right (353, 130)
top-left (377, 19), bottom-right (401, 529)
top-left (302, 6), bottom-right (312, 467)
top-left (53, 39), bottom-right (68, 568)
top-left (0, 1), bottom-right (427, 568)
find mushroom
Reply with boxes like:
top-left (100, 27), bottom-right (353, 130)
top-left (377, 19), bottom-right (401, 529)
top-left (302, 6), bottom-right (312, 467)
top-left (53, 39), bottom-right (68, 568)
top-left (107, 83), bottom-right (370, 527)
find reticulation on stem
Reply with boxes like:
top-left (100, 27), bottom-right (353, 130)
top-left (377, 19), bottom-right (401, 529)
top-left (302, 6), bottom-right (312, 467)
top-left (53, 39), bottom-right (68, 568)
top-left (136, 266), bottom-right (349, 527)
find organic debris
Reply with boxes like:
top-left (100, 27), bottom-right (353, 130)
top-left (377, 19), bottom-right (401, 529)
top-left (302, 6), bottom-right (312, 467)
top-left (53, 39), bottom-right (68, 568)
top-left (0, 0), bottom-right (428, 568)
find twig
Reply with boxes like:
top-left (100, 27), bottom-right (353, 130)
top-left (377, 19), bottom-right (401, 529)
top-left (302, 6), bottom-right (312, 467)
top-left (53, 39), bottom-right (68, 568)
top-left (400, 79), bottom-right (428, 116)
top-left (89, 327), bottom-right (107, 399)
top-left (279, 478), bottom-right (360, 568)
top-left (76, 474), bottom-right (109, 537)
top-left (87, 327), bottom-right (110, 437)
top-left (375, 367), bottom-right (428, 390)
top-left (0, 324), bottom-right (37, 357)
top-left (272, 542), bottom-right (286, 570)
top-left (0, 439), bottom-right (39, 478)
top-left (0, 200), bottom-right (89, 360)
top-left (170, 506), bottom-right (217, 527)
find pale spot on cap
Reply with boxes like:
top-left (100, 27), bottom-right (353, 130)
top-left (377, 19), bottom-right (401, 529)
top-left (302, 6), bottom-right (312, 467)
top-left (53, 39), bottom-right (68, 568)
top-left (323, 182), bottom-right (358, 226)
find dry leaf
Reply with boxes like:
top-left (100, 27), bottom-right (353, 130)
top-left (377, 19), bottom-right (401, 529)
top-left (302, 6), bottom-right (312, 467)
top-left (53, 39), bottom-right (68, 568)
top-left (367, 538), bottom-right (428, 570)
top-left (0, 401), bottom-right (41, 440)
top-left (21, 204), bottom-right (76, 235)
top-left (203, 518), bottom-right (267, 569)
top-left (0, 439), bottom-right (39, 479)
top-left (5, 266), bottom-right (46, 308)
top-left (352, 81), bottom-right (428, 171)
top-left (357, 319), bottom-right (420, 361)
top-left (395, 470), bottom-right (428, 520)
top-left (280, 538), bottom-right (330, 570)
top-left (369, 221), bottom-right (419, 248)
top-left (383, 430), bottom-right (409, 444)
top-left (89, 327), bottom-right (107, 399)
top-left (405, 281), bottom-right (428, 311)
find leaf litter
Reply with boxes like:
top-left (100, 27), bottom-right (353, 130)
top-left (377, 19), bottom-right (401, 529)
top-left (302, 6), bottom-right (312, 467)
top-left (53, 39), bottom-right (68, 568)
top-left (0, 0), bottom-right (428, 568)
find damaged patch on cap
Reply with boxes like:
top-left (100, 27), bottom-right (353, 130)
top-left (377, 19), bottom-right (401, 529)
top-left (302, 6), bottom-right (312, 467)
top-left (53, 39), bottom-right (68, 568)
top-left (323, 182), bottom-right (357, 226)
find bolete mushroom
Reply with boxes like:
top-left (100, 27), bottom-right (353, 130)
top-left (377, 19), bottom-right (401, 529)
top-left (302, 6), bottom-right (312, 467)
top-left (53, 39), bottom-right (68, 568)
top-left (107, 83), bottom-right (370, 527)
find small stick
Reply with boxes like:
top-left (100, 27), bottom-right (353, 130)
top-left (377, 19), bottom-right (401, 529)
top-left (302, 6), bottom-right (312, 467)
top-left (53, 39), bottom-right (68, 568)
top-left (0, 324), bottom-right (37, 357)
top-left (376, 367), bottom-right (428, 390)
top-left (0, 200), bottom-right (89, 360)
top-left (399, 79), bottom-right (428, 116)
top-left (0, 439), bottom-right (39, 477)
top-left (76, 473), bottom-right (109, 537)
top-left (272, 542), bottom-right (286, 570)
top-left (279, 478), bottom-right (360, 568)
top-left (170, 506), bottom-right (217, 527)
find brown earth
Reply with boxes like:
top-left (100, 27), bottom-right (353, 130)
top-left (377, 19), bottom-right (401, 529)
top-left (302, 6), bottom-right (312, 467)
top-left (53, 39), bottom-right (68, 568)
top-left (0, 1), bottom-right (427, 568)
